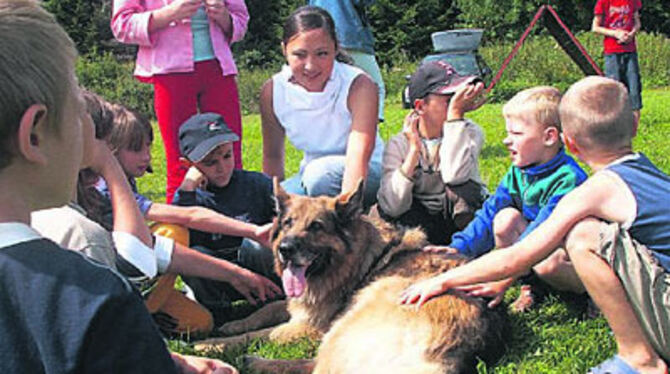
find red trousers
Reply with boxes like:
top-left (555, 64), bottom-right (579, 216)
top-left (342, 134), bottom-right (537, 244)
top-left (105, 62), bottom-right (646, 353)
top-left (152, 59), bottom-right (242, 202)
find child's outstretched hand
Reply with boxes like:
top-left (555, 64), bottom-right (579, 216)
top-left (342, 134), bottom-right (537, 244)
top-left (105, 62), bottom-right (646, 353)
top-left (423, 245), bottom-right (459, 254)
top-left (453, 277), bottom-right (515, 308)
top-left (253, 223), bottom-right (273, 248)
top-left (229, 266), bottom-right (283, 305)
top-left (399, 274), bottom-right (450, 309)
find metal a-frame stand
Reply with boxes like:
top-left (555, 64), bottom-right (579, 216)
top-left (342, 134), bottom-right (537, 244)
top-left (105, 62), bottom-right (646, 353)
top-left (487, 4), bottom-right (603, 92)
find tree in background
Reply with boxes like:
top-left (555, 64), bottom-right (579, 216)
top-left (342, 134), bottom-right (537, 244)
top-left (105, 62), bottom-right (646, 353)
top-left (232, 0), bottom-right (303, 68)
top-left (45, 0), bottom-right (670, 71)
top-left (368, 0), bottom-right (458, 67)
top-left (44, 0), bottom-right (112, 55)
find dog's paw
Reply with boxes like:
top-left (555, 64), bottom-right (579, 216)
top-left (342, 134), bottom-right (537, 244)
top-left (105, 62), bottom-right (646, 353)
top-left (218, 319), bottom-right (249, 336)
top-left (269, 322), bottom-right (321, 343)
top-left (241, 355), bottom-right (262, 370)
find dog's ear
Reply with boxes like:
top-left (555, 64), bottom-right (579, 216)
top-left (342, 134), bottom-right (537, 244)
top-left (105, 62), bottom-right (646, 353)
top-left (335, 178), bottom-right (365, 220)
top-left (273, 177), bottom-right (290, 215)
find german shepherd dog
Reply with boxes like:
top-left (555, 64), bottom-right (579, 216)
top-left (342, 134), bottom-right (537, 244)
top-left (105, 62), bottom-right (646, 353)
top-left (195, 180), bottom-right (507, 373)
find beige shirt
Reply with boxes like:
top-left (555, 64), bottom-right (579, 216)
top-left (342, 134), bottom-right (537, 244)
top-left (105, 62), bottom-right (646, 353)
top-left (377, 119), bottom-right (485, 217)
top-left (31, 203), bottom-right (117, 269)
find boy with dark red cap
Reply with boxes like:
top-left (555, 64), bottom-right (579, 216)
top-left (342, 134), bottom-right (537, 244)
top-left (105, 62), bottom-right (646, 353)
top-left (376, 61), bottom-right (488, 245)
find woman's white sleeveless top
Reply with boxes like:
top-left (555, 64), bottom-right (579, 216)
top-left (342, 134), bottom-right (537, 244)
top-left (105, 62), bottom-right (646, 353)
top-left (272, 61), bottom-right (384, 171)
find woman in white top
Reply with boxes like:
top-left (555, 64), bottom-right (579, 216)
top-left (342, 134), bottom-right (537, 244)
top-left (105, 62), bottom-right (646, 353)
top-left (260, 5), bottom-right (384, 206)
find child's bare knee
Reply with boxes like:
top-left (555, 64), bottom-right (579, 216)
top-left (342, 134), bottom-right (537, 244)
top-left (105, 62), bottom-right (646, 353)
top-left (493, 208), bottom-right (525, 245)
top-left (534, 249), bottom-right (569, 277)
top-left (565, 218), bottom-right (602, 257)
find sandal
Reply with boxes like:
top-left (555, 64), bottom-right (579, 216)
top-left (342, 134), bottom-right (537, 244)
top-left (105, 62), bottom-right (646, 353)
top-left (588, 355), bottom-right (639, 374)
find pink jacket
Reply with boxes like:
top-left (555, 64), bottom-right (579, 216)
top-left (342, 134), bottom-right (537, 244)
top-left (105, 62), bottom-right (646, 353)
top-left (111, 0), bottom-right (248, 78)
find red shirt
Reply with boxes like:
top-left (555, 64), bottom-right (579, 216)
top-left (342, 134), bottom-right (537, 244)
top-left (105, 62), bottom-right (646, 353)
top-left (594, 0), bottom-right (642, 54)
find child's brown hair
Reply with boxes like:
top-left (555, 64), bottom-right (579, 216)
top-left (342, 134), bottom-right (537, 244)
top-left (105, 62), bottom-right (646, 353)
top-left (107, 104), bottom-right (153, 153)
top-left (559, 76), bottom-right (634, 151)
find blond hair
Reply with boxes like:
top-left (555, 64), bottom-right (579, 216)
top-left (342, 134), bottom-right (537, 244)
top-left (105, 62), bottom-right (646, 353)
top-left (559, 76), bottom-right (634, 150)
top-left (0, 0), bottom-right (78, 170)
top-left (503, 86), bottom-right (562, 131)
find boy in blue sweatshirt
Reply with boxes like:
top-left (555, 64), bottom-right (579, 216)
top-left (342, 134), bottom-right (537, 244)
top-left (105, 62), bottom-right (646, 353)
top-left (426, 86), bottom-right (588, 311)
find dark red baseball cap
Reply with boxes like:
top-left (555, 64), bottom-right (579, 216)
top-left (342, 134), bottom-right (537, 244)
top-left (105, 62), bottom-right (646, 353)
top-left (408, 61), bottom-right (481, 103)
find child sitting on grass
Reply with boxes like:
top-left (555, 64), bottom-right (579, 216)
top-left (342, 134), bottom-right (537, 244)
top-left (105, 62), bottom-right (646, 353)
top-left (425, 86), bottom-right (588, 311)
top-left (401, 76), bottom-right (669, 373)
top-left (172, 112), bottom-right (279, 324)
top-left (375, 61), bottom-right (488, 245)
top-left (95, 103), bottom-right (281, 314)
top-left (0, 1), bottom-right (236, 372)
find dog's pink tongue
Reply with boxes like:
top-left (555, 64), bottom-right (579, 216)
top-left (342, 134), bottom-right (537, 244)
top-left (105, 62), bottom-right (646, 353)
top-left (282, 263), bottom-right (307, 298)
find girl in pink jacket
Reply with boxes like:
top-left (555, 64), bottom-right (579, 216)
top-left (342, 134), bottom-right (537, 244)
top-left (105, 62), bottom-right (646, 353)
top-left (112, 0), bottom-right (248, 202)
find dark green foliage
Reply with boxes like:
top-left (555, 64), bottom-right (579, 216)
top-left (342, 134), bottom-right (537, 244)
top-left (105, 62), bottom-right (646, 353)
top-left (453, 0), bottom-right (594, 43)
top-left (367, 0), bottom-right (458, 67)
top-left (232, 0), bottom-right (304, 68)
top-left (43, 0), bottom-right (113, 55)
top-left (76, 53), bottom-right (154, 118)
top-left (453, 0), bottom-right (669, 45)
top-left (48, 0), bottom-right (669, 71)
top-left (75, 31), bottom-right (670, 119)
top-left (641, 1), bottom-right (670, 37)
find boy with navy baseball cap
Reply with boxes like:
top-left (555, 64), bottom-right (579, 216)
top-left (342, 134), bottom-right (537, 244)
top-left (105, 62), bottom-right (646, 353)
top-left (175, 113), bottom-right (280, 325)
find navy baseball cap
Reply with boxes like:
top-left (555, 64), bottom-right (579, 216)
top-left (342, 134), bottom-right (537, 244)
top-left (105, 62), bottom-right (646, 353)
top-left (178, 113), bottom-right (239, 162)
top-left (408, 61), bottom-right (481, 103)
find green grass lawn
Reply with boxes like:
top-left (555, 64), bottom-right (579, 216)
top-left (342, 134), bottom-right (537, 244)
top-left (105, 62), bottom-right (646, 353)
top-left (140, 88), bottom-right (670, 373)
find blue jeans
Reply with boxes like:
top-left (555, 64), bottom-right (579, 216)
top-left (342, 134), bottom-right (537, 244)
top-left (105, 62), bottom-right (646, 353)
top-left (281, 155), bottom-right (382, 208)
top-left (604, 52), bottom-right (642, 110)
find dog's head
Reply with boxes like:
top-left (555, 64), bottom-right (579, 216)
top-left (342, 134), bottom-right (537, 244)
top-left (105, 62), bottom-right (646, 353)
top-left (271, 178), bottom-right (365, 298)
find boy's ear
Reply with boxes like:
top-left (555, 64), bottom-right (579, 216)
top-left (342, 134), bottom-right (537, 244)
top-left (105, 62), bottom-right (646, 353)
top-left (17, 104), bottom-right (50, 165)
top-left (544, 126), bottom-right (560, 146)
top-left (413, 99), bottom-right (424, 113)
top-left (562, 132), bottom-right (581, 157)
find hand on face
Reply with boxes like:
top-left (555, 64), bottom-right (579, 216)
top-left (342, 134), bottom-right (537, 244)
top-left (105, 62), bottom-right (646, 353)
top-left (402, 111), bottom-right (422, 153)
top-left (183, 165), bottom-right (208, 190)
top-left (448, 81), bottom-right (486, 119)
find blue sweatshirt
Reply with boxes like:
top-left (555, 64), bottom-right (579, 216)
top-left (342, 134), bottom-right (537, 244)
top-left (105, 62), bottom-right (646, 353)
top-left (451, 149), bottom-right (588, 257)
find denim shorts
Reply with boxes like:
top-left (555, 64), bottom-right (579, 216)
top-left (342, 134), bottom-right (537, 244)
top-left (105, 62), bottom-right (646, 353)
top-left (604, 52), bottom-right (642, 110)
